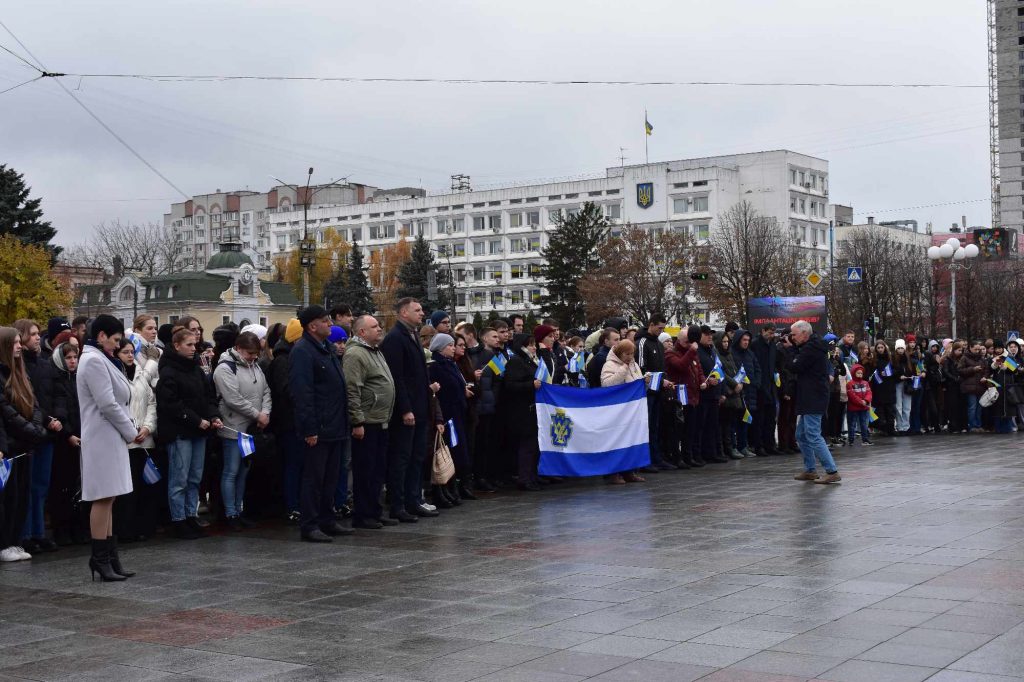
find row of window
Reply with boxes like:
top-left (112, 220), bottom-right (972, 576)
top-left (453, 289), bottom-right (544, 308)
top-left (789, 168), bottom-right (827, 192)
top-left (789, 196), bottom-right (826, 218)
top-left (435, 235), bottom-right (543, 258)
top-left (335, 189), bottom-right (622, 222)
top-left (790, 224), bottom-right (828, 245)
top-left (671, 196), bottom-right (710, 214)
top-left (173, 210), bottom-right (265, 229)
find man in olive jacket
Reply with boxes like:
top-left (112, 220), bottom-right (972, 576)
top-left (343, 315), bottom-right (396, 529)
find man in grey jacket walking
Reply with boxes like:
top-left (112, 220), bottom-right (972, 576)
top-left (343, 315), bottom-right (397, 529)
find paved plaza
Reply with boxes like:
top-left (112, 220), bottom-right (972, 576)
top-left (3, 433), bottom-right (1024, 681)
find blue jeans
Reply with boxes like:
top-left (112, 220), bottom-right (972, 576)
top-left (894, 382), bottom-right (912, 432)
top-left (167, 437), bottom-right (207, 522)
top-left (736, 419), bottom-right (751, 451)
top-left (220, 437), bottom-right (249, 518)
top-left (966, 394), bottom-right (983, 431)
top-left (22, 442), bottom-right (54, 539)
top-left (334, 438), bottom-right (352, 509)
top-left (796, 414), bottom-right (837, 474)
top-left (847, 410), bottom-right (871, 443)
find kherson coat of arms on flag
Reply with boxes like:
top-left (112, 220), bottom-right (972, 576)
top-left (535, 379), bottom-right (651, 476)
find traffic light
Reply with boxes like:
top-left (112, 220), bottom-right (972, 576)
top-left (864, 317), bottom-right (874, 336)
top-left (690, 273), bottom-right (709, 281)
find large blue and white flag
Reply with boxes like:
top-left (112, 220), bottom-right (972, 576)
top-left (536, 379), bottom-right (650, 477)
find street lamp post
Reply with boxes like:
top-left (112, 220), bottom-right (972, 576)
top-left (269, 169), bottom-right (351, 308)
top-left (927, 237), bottom-right (979, 339)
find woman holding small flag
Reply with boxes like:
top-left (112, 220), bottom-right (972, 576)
top-left (428, 333), bottom-right (473, 505)
top-left (990, 338), bottom-right (1022, 433)
top-left (869, 340), bottom-right (897, 437)
top-left (714, 332), bottom-right (744, 460)
top-left (213, 331), bottom-right (271, 531)
top-left (76, 315), bottom-right (143, 580)
top-left (958, 341), bottom-right (990, 433)
top-left (504, 333), bottom-right (544, 491)
top-left (113, 338), bottom-right (159, 543)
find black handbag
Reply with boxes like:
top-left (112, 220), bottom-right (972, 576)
top-left (1007, 384), bottom-right (1024, 406)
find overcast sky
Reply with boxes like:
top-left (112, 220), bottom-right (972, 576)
top-left (1, 0), bottom-right (990, 247)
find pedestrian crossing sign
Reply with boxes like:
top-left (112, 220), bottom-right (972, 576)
top-left (847, 267), bottom-right (863, 284)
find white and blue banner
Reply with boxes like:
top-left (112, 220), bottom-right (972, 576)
top-left (536, 379), bottom-right (650, 477)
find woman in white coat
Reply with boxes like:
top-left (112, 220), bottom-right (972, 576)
top-left (114, 338), bottom-right (159, 542)
top-left (77, 315), bottom-right (141, 582)
top-left (600, 339), bottom-right (650, 485)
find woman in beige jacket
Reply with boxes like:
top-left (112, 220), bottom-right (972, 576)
top-left (600, 340), bottom-right (647, 484)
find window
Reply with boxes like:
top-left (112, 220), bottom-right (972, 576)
top-left (242, 213), bottom-right (250, 225)
top-left (810, 202), bottom-right (818, 217)
top-left (473, 266), bottom-right (486, 281)
top-left (606, 203), bottom-right (621, 219)
top-left (810, 174), bottom-right (817, 189)
top-left (256, 210), bottom-right (264, 219)
top-left (530, 289), bottom-right (542, 303)
top-left (456, 293), bottom-right (466, 306)
top-left (790, 196), bottom-right (797, 212)
top-left (692, 180), bottom-right (708, 187)
top-left (799, 171), bottom-right (805, 185)
top-left (473, 241), bottom-right (485, 256)
top-left (588, 190), bottom-right (602, 197)
top-left (697, 224), bottom-right (710, 240)
top-left (528, 236), bottom-right (540, 251)
top-left (673, 198), bottom-right (689, 213)
top-left (473, 216), bottom-right (486, 231)
top-left (416, 220), bottom-right (429, 236)
top-left (548, 209), bottom-right (561, 223)
top-left (566, 208), bottom-right (580, 219)
top-left (606, 189), bottom-right (620, 195)
top-left (222, 316), bottom-right (231, 325)
top-left (693, 196), bottom-right (709, 212)
top-left (276, 236), bottom-right (287, 250)
top-left (196, 229), bottom-right (206, 239)
top-left (510, 264), bottom-right (524, 279)
top-left (400, 221), bottom-right (412, 235)
top-left (511, 290), bottom-right (523, 305)
top-left (510, 213), bottom-right (522, 228)
top-left (528, 263), bottom-right (542, 277)
top-left (351, 227), bottom-right (362, 241)
top-left (489, 239), bottom-right (502, 255)
top-left (799, 199), bottom-right (806, 214)
top-left (452, 242), bottom-right (466, 257)
top-left (790, 169), bottom-right (797, 185)
top-left (510, 238), bottom-right (526, 253)
top-left (491, 291), bottom-right (503, 305)
top-left (489, 215), bottom-right (502, 229)
top-left (526, 211), bottom-right (540, 226)
top-left (452, 218), bottom-right (465, 233)
top-left (455, 269), bottom-right (467, 282)
top-left (370, 223), bottom-right (395, 240)
top-left (472, 291), bottom-right (485, 306)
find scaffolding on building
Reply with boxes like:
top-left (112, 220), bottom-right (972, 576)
top-left (989, 0), bottom-right (1001, 229)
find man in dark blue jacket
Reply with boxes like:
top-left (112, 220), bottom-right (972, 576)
top-left (289, 305), bottom-right (353, 542)
top-left (750, 325), bottom-right (780, 456)
top-left (380, 298), bottom-right (437, 522)
top-left (789, 320), bottom-right (841, 484)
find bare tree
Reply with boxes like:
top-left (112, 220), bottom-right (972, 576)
top-left (65, 220), bottom-right (183, 276)
top-left (698, 201), bottom-right (800, 325)
top-left (579, 224), bottom-right (695, 326)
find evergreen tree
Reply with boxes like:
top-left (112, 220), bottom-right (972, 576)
top-left (487, 309), bottom-right (500, 322)
top-left (0, 164), bottom-right (59, 256)
top-left (540, 201), bottom-right (608, 328)
top-left (324, 241), bottom-right (375, 314)
top-left (396, 234), bottom-right (449, 314)
top-left (525, 311), bottom-right (538, 331)
top-left (472, 312), bottom-right (484, 330)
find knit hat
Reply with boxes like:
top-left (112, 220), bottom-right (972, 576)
top-left (942, 338), bottom-right (953, 348)
top-left (46, 317), bottom-right (70, 341)
top-left (241, 323), bottom-right (268, 340)
top-left (429, 332), bottom-right (454, 353)
top-left (328, 326), bottom-right (348, 343)
top-left (429, 310), bottom-right (451, 328)
top-left (658, 332), bottom-right (672, 344)
top-left (724, 321), bottom-right (740, 334)
top-left (157, 323), bottom-right (174, 347)
top-left (533, 324), bottom-right (555, 345)
top-left (905, 333), bottom-right (917, 346)
top-left (212, 324), bottom-right (239, 350)
top-left (824, 333), bottom-right (838, 343)
top-left (284, 318), bottom-right (303, 344)
top-left (894, 339), bottom-right (906, 351)
top-left (299, 305), bottom-right (329, 328)
top-left (686, 325), bottom-right (702, 344)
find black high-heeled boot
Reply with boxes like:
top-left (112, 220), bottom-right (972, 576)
top-left (430, 485), bottom-right (453, 509)
top-left (107, 536), bottom-right (134, 578)
top-left (444, 480), bottom-right (462, 506)
top-left (456, 478), bottom-right (477, 500)
top-left (89, 539), bottom-right (126, 582)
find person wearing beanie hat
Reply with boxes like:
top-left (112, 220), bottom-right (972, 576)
top-left (533, 324), bottom-right (555, 346)
top-left (428, 333), bottom-right (454, 354)
top-left (894, 338), bottom-right (906, 352)
top-left (284, 319), bottom-right (303, 344)
top-left (658, 331), bottom-right (673, 352)
top-left (328, 326), bottom-right (348, 358)
top-left (724, 321), bottom-right (739, 340)
top-left (664, 327), bottom-right (703, 468)
top-left (43, 317), bottom-right (71, 358)
top-left (241, 324), bottom-right (268, 341)
top-left (288, 303), bottom-right (351, 542)
top-left (157, 323), bottom-right (174, 349)
top-left (891, 337), bottom-right (914, 434)
top-left (429, 310), bottom-right (451, 334)
top-left (328, 326), bottom-right (348, 344)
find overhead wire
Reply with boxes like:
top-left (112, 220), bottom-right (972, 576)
top-left (0, 74), bottom-right (41, 96)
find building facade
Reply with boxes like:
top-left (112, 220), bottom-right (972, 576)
top-left (267, 150), bottom-right (830, 319)
top-left (834, 216), bottom-right (933, 258)
top-left (995, 0), bottom-right (1024, 233)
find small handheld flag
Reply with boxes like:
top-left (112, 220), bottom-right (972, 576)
top-left (568, 352), bottom-right (581, 374)
top-left (734, 366), bottom-right (750, 384)
top-left (850, 351), bottom-right (859, 364)
top-left (709, 355), bottom-right (724, 380)
top-left (677, 385), bottom-right (689, 405)
top-left (142, 456), bottom-right (162, 485)
top-left (868, 407), bottom-right (879, 422)
top-left (0, 458), bottom-right (10, 492)
top-left (774, 372), bottom-right (781, 388)
top-left (1004, 356), bottom-right (1019, 372)
top-left (916, 360), bottom-right (925, 374)
top-left (447, 419), bottom-right (458, 446)
top-left (578, 373), bottom-right (589, 389)
top-left (872, 370), bottom-right (883, 384)
top-left (486, 353), bottom-right (507, 376)
top-left (238, 432), bottom-right (257, 458)
top-left (882, 363), bottom-right (894, 377)
top-left (911, 375), bottom-right (922, 390)
top-left (984, 377), bottom-right (1002, 388)
top-left (648, 372), bottom-right (663, 391)
top-left (535, 361), bottom-right (552, 384)
top-left (742, 407), bottom-right (753, 424)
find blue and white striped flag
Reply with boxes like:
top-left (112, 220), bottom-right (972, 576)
top-left (447, 419), bottom-right (458, 446)
top-left (0, 458), bottom-right (10, 492)
top-left (648, 372), bottom-right (663, 392)
top-left (142, 456), bottom-right (161, 485)
top-left (568, 351), bottom-right (584, 374)
top-left (535, 360), bottom-right (552, 384)
top-left (535, 379), bottom-right (650, 477)
top-left (677, 384), bottom-right (689, 406)
top-left (238, 432), bottom-right (257, 458)
top-left (850, 351), bottom-right (859, 364)
top-left (882, 363), bottom-right (894, 377)
top-left (912, 375), bottom-right (922, 390)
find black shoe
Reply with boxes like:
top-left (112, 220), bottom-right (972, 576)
top-left (518, 482), bottom-right (541, 492)
top-left (473, 477), bottom-right (497, 493)
top-left (333, 505), bottom-right (352, 520)
top-left (442, 483), bottom-right (461, 507)
top-left (21, 539), bottom-right (40, 555)
top-left (407, 504), bottom-right (439, 518)
top-left (189, 516), bottom-right (211, 529)
top-left (301, 529), bottom-right (333, 543)
top-left (226, 516), bottom-right (244, 532)
top-left (457, 481), bottom-right (477, 500)
top-left (431, 485), bottom-right (453, 509)
top-left (321, 522), bottom-right (353, 537)
top-left (674, 459), bottom-right (691, 470)
top-left (690, 457), bottom-right (705, 467)
top-left (710, 455), bottom-right (730, 463)
top-left (352, 518), bottom-right (384, 530)
top-left (378, 517), bottom-right (399, 526)
top-left (185, 517), bottom-right (208, 537)
top-left (239, 516), bottom-right (258, 529)
top-left (89, 539), bottom-right (126, 582)
top-left (390, 510), bottom-right (418, 523)
top-left (107, 536), bottom-right (134, 577)
top-left (640, 465), bottom-right (659, 474)
top-left (655, 462), bottom-right (677, 471)
top-left (171, 520), bottom-right (202, 540)
top-left (53, 529), bottom-right (73, 547)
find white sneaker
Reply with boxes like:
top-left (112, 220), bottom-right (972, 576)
top-left (0, 546), bottom-right (22, 562)
top-left (421, 502), bottom-right (437, 512)
top-left (14, 546), bottom-right (31, 560)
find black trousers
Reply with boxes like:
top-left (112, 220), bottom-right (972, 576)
top-left (351, 425), bottom-right (388, 523)
top-left (386, 418), bottom-right (427, 514)
top-left (754, 392), bottom-right (778, 449)
top-left (49, 444), bottom-right (86, 537)
top-left (517, 436), bottom-right (539, 485)
top-left (300, 439), bottom-right (342, 535)
top-left (114, 448), bottom-right (159, 539)
top-left (0, 455), bottom-right (31, 548)
top-left (474, 414), bottom-right (497, 480)
top-left (699, 400), bottom-right (721, 459)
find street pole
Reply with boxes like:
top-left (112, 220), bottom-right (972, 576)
top-left (302, 168), bottom-right (312, 308)
top-left (950, 266), bottom-right (957, 340)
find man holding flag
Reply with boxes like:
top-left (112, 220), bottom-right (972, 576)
top-left (471, 327), bottom-right (505, 493)
top-left (636, 314), bottom-right (676, 472)
top-left (789, 320), bottom-right (841, 484)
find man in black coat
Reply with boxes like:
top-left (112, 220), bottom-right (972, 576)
top-left (635, 314), bottom-right (675, 471)
top-left (789, 320), bottom-right (841, 484)
top-left (380, 298), bottom-right (437, 522)
top-left (750, 325), bottom-right (780, 455)
top-left (289, 305), bottom-right (353, 542)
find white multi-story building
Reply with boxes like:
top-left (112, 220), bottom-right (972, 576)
top-left (834, 216), bottom-right (933, 258)
top-left (267, 150), bottom-right (831, 318)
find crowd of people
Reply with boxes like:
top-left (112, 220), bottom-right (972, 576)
top-left (0, 301), bottom-right (1020, 581)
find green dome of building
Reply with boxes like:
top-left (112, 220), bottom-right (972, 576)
top-left (206, 246), bottom-right (253, 270)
